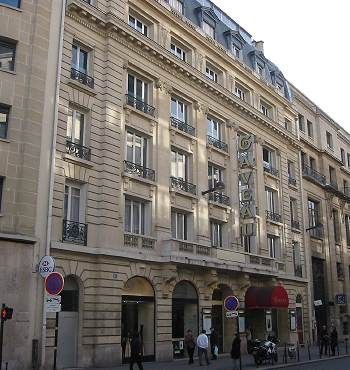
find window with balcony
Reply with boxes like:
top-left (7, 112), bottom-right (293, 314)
top-left (171, 209), bottom-right (187, 240)
top-left (203, 21), bottom-right (215, 38)
top-left (263, 147), bottom-right (278, 176)
top-left (290, 198), bottom-right (299, 230)
top-left (71, 43), bottom-right (93, 88)
top-left (308, 199), bottom-right (322, 238)
top-left (0, 104), bottom-right (9, 139)
top-left (210, 220), bottom-right (223, 248)
top-left (168, 0), bottom-right (183, 13)
top-left (298, 114), bottom-right (305, 132)
top-left (266, 187), bottom-right (280, 222)
top-left (241, 233), bottom-right (256, 254)
top-left (326, 131), bottom-right (333, 149)
top-left (207, 117), bottom-right (220, 140)
top-left (170, 42), bottom-right (186, 61)
top-left (208, 164), bottom-right (223, 190)
top-left (170, 97), bottom-right (194, 136)
top-left (125, 198), bottom-right (146, 235)
top-left (307, 120), bottom-right (313, 138)
top-left (128, 14), bottom-right (148, 36)
top-left (287, 160), bottom-right (296, 186)
top-left (0, 176), bottom-right (4, 211)
top-left (332, 209), bottom-right (341, 244)
top-left (127, 73), bottom-right (155, 116)
top-left (337, 262), bottom-right (344, 280)
top-left (345, 215), bottom-right (350, 247)
top-left (171, 149), bottom-right (187, 180)
top-left (267, 235), bottom-right (280, 259)
top-left (0, 39), bottom-right (16, 72)
top-left (292, 241), bottom-right (302, 277)
top-left (205, 65), bottom-right (218, 83)
top-left (0, 1), bottom-right (21, 7)
top-left (341, 148), bottom-right (345, 165)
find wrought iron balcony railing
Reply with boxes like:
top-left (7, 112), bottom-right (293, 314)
top-left (302, 165), bottom-right (326, 186)
top-left (208, 192), bottom-right (230, 206)
top-left (207, 135), bottom-right (228, 152)
top-left (266, 210), bottom-right (282, 223)
top-left (170, 176), bottom-right (196, 195)
top-left (66, 141), bottom-right (91, 161)
top-left (291, 220), bottom-right (300, 230)
top-left (62, 220), bottom-right (87, 245)
top-left (308, 224), bottom-right (324, 239)
top-left (124, 160), bottom-right (155, 181)
top-left (170, 116), bottom-right (195, 136)
top-left (263, 163), bottom-right (279, 177)
top-left (70, 68), bottom-right (94, 89)
top-left (288, 177), bottom-right (297, 186)
top-left (125, 94), bottom-right (156, 117)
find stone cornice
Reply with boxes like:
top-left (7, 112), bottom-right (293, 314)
top-left (66, 1), bottom-right (300, 148)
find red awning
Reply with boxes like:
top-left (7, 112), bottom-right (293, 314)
top-left (245, 286), bottom-right (289, 309)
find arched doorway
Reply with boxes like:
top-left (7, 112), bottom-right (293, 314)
top-left (172, 281), bottom-right (198, 358)
top-left (57, 275), bottom-right (80, 369)
top-left (296, 294), bottom-right (304, 344)
top-left (121, 277), bottom-right (155, 363)
top-left (212, 284), bottom-right (233, 353)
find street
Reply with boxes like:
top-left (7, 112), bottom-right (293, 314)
top-left (272, 357), bottom-right (350, 370)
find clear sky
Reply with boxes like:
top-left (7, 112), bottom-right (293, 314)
top-left (212, 0), bottom-right (350, 131)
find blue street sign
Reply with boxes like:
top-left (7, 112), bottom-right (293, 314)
top-left (224, 296), bottom-right (239, 311)
top-left (335, 294), bottom-right (347, 305)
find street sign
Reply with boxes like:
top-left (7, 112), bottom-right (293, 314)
top-left (226, 311), bottom-right (238, 319)
top-left (38, 255), bottom-right (55, 278)
top-left (336, 294), bottom-right (347, 305)
top-left (46, 295), bottom-right (61, 313)
top-left (45, 272), bottom-right (64, 296)
top-left (224, 296), bottom-right (239, 311)
top-left (314, 299), bottom-right (322, 306)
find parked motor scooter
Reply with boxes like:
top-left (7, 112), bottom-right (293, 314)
top-left (251, 337), bottom-right (279, 366)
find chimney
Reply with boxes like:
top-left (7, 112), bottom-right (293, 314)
top-left (253, 40), bottom-right (264, 53)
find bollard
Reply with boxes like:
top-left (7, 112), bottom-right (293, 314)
top-left (297, 342), bottom-right (300, 362)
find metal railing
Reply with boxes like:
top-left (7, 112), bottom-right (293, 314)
top-left (291, 220), bottom-right (300, 230)
top-left (123, 160), bottom-right (155, 181)
top-left (208, 192), bottom-right (230, 206)
top-left (170, 176), bottom-right (196, 195)
top-left (302, 165), bottom-right (326, 186)
top-left (66, 141), bottom-right (91, 161)
top-left (170, 117), bottom-right (195, 136)
top-left (288, 177), bottom-right (297, 186)
top-left (125, 94), bottom-right (156, 117)
top-left (62, 220), bottom-right (87, 245)
top-left (308, 224), bottom-right (324, 239)
top-left (266, 210), bottom-right (282, 223)
top-left (207, 135), bottom-right (228, 152)
top-left (70, 68), bottom-right (94, 89)
top-left (263, 164), bottom-right (279, 177)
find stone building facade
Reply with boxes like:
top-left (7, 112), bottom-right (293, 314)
top-left (1, 1), bottom-right (349, 370)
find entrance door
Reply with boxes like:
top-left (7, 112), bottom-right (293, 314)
top-left (57, 312), bottom-right (78, 369)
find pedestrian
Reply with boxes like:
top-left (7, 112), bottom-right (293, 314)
top-left (231, 334), bottom-right (241, 370)
top-left (330, 326), bottom-right (338, 356)
top-left (121, 335), bottom-right (127, 362)
top-left (197, 329), bottom-right (210, 366)
top-left (319, 325), bottom-right (329, 356)
top-left (184, 329), bottom-right (196, 364)
top-left (129, 331), bottom-right (143, 370)
top-left (210, 327), bottom-right (219, 360)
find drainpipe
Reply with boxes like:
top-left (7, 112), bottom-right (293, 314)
top-left (40, 0), bottom-right (65, 367)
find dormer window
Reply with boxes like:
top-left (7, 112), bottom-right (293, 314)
top-left (128, 14), bottom-right (148, 37)
top-left (203, 20), bottom-right (215, 38)
top-left (232, 44), bottom-right (241, 58)
top-left (257, 63), bottom-right (264, 76)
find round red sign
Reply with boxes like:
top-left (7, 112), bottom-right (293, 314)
top-left (45, 272), bottom-right (64, 296)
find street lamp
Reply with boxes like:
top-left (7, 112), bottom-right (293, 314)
top-left (201, 181), bottom-right (225, 195)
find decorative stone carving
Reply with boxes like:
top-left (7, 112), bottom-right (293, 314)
top-left (195, 52), bottom-right (204, 71)
top-left (194, 101), bottom-right (209, 115)
top-left (159, 25), bottom-right (169, 47)
top-left (155, 79), bottom-right (173, 95)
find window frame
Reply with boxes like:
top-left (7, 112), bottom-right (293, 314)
top-left (128, 14), bottom-right (148, 37)
top-left (265, 187), bottom-right (278, 213)
top-left (124, 198), bottom-right (146, 235)
top-left (66, 108), bottom-right (86, 146)
top-left (267, 235), bottom-right (280, 259)
top-left (171, 149), bottom-right (188, 180)
top-left (171, 97), bottom-right (188, 122)
top-left (0, 39), bottom-right (16, 72)
top-left (170, 42), bottom-right (186, 62)
top-left (127, 73), bottom-right (149, 102)
top-left (125, 130), bottom-right (148, 167)
top-left (307, 120), bottom-right (313, 138)
top-left (210, 220), bottom-right (223, 248)
top-left (0, 104), bottom-right (10, 140)
top-left (0, 0), bottom-right (21, 8)
top-left (205, 65), bottom-right (218, 83)
top-left (208, 163), bottom-right (223, 190)
top-left (171, 209), bottom-right (187, 240)
top-left (292, 241), bottom-right (302, 277)
top-left (207, 117), bottom-right (221, 140)
top-left (64, 182), bottom-right (85, 223)
top-left (71, 43), bottom-right (89, 74)
top-left (326, 131), bottom-right (333, 149)
top-left (298, 114), bottom-right (305, 132)
top-left (168, 0), bottom-right (183, 14)
top-left (202, 20), bottom-right (215, 38)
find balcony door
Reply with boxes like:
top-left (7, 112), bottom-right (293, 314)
top-left (72, 44), bottom-right (88, 74)
top-left (207, 118), bottom-right (220, 140)
top-left (128, 74), bottom-right (148, 102)
top-left (64, 183), bottom-right (84, 223)
top-left (67, 109), bottom-right (85, 146)
top-left (126, 131), bottom-right (147, 167)
top-left (171, 150), bottom-right (187, 180)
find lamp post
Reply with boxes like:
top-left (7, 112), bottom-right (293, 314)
top-left (201, 181), bottom-right (225, 195)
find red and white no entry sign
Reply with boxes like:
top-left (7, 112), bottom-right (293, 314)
top-left (45, 272), bottom-right (64, 296)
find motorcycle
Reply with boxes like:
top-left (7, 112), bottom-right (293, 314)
top-left (250, 337), bottom-right (279, 366)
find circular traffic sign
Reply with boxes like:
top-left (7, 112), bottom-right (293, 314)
top-left (45, 272), bottom-right (64, 296)
top-left (38, 255), bottom-right (55, 278)
top-left (224, 295), bottom-right (239, 311)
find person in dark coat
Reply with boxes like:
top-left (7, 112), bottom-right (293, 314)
top-left (184, 329), bottom-right (196, 364)
top-left (210, 328), bottom-right (219, 360)
top-left (330, 326), bottom-right (338, 356)
top-left (231, 334), bottom-right (241, 370)
top-left (319, 325), bottom-right (329, 356)
top-left (129, 331), bottom-right (143, 370)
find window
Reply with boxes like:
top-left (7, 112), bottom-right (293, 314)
top-left (0, 177), bottom-right (3, 211)
top-left (337, 262), bottom-right (344, 280)
top-left (285, 118), bottom-right (292, 132)
top-left (232, 44), bottom-right (241, 58)
top-left (170, 42), bottom-right (186, 61)
top-left (298, 114), bottom-right (305, 132)
top-left (344, 179), bottom-right (348, 194)
top-left (241, 234), bottom-right (256, 254)
top-left (207, 117), bottom-right (221, 140)
top-left (171, 97), bottom-right (187, 122)
top-left (205, 65), bottom-right (218, 82)
top-left (265, 187), bottom-right (278, 213)
top-left (345, 215), bottom-right (350, 246)
top-left (290, 198), bottom-right (297, 222)
top-left (211, 221), bottom-right (222, 248)
top-left (341, 148), bottom-right (346, 165)
top-left (234, 85), bottom-right (246, 101)
top-left (287, 161), bottom-right (295, 180)
top-left (300, 151), bottom-right (306, 168)
top-left (326, 131), bottom-right (333, 149)
top-left (292, 241), bottom-right (302, 277)
top-left (171, 210), bottom-right (187, 240)
top-left (126, 131), bottom-right (147, 166)
top-left (128, 15), bottom-right (148, 36)
top-left (203, 21), bottom-right (215, 38)
top-left (0, 39), bottom-right (16, 72)
top-left (307, 120), bottom-right (313, 138)
top-left (125, 198), bottom-right (145, 235)
top-left (67, 109), bottom-right (85, 146)
top-left (348, 153), bottom-right (350, 167)
top-left (64, 183), bottom-right (84, 223)
top-left (257, 63), bottom-right (264, 76)
top-left (267, 235), bottom-right (280, 259)
top-left (276, 82), bottom-right (284, 94)
top-left (308, 199), bottom-right (321, 236)
top-left (329, 166), bottom-right (336, 185)
top-left (127, 73), bottom-right (148, 102)
top-left (260, 102), bottom-right (270, 117)
top-left (309, 156), bottom-right (316, 170)
top-left (332, 209), bottom-right (341, 244)
top-left (0, 104), bottom-right (9, 139)
top-left (208, 164), bottom-right (223, 190)
top-left (72, 44), bottom-right (88, 74)
top-left (171, 149), bottom-right (187, 180)
top-left (168, 0), bottom-right (183, 13)
top-left (0, 1), bottom-right (21, 7)
top-left (263, 147), bottom-right (275, 169)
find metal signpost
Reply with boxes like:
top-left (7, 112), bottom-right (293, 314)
top-left (224, 296), bottom-right (241, 370)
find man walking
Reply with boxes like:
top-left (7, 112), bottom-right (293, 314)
top-left (129, 331), bottom-right (143, 370)
top-left (319, 325), bottom-right (329, 356)
top-left (330, 326), bottom-right (338, 356)
top-left (197, 330), bottom-right (210, 366)
top-left (184, 329), bottom-right (196, 364)
top-left (210, 328), bottom-right (219, 360)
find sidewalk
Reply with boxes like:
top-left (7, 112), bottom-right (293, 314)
top-left (69, 343), bottom-right (350, 370)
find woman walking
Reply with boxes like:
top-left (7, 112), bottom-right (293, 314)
top-left (231, 334), bottom-right (241, 370)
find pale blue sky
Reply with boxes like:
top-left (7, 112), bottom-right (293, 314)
top-left (213, 0), bottom-right (350, 131)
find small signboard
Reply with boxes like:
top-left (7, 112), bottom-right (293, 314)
top-left (224, 296), bottom-right (239, 311)
top-left (314, 299), bottom-right (323, 307)
top-left (226, 311), bottom-right (238, 319)
top-left (38, 255), bottom-right (55, 278)
top-left (46, 295), bottom-right (61, 313)
top-left (336, 294), bottom-right (347, 305)
top-left (45, 272), bottom-right (64, 296)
